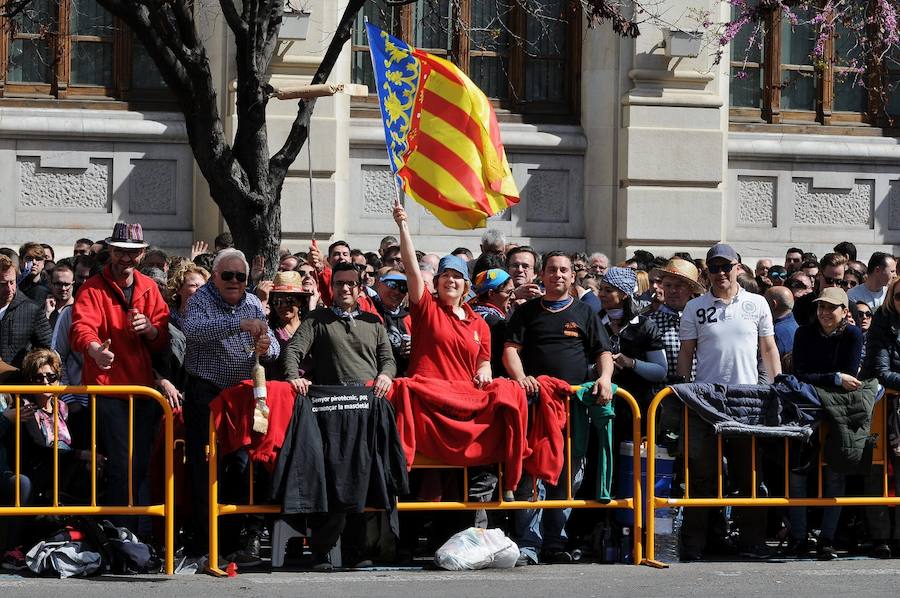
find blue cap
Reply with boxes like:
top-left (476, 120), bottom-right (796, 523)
top-left (473, 268), bottom-right (511, 295)
top-left (706, 243), bottom-right (739, 263)
top-left (438, 254), bottom-right (470, 282)
top-left (380, 272), bottom-right (407, 283)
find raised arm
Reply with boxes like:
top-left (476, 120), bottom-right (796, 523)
top-left (392, 200), bottom-right (425, 305)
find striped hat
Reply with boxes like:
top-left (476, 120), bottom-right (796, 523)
top-left (106, 222), bottom-right (148, 249)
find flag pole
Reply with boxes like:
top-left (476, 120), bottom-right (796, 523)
top-left (367, 18), bottom-right (406, 212)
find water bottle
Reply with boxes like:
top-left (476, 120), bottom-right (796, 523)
top-left (619, 527), bottom-right (632, 563)
top-left (654, 507), bottom-right (682, 563)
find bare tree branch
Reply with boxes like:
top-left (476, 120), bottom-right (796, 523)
top-left (219, 0), bottom-right (248, 39)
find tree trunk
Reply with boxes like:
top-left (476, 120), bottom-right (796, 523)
top-left (220, 189), bottom-right (282, 273)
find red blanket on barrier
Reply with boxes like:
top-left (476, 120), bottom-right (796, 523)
top-left (388, 375), bottom-right (574, 490)
top-left (210, 380), bottom-right (297, 470)
top-left (524, 376), bottom-right (573, 486)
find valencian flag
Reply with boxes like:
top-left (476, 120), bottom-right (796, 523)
top-left (366, 22), bottom-right (519, 229)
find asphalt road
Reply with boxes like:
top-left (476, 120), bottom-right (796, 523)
top-left (3, 560), bottom-right (900, 598)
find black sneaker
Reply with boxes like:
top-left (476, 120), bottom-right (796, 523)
top-left (872, 543), bottom-right (892, 559)
top-left (224, 549), bottom-right (262, 568)
top-left (782, 538), bottom-right (811, 558)
top-left (312, 553), bottom-right (333, 571)
top-left (738, 543), bottom-right (774, 560)
top-left (542, 550), bottom-right (573, 564)
top-left (816, 541), bottom-right (837, 561)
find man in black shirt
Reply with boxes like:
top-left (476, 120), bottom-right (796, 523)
top-left (503, 251), bottom-right (614, 566)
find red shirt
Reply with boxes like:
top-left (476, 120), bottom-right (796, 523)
top-left (407, 291), bottom-right (490, 381)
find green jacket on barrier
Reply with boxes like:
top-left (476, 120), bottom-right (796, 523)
top-left (816, 377), bottom-right (880, 474)
top-left (571, 382), bottom-right (616, 502)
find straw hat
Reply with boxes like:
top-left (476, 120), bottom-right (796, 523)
top-left (650, 258), bottom-right (705, 295)
top-left (271, 271), bottom-right (305, 294)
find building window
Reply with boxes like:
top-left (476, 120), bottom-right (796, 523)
top-left (0, 0), bottom-right (169, 106)
top-left (351, 0), bottom-right (580, 121)
top-left (729, 2), bottom-right (897, 127)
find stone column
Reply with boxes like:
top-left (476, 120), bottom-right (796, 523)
top-left (611, 0), bottom-right (727, 261)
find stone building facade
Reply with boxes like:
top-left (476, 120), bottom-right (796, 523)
top-left (0, 0), bottom-right (898, 262)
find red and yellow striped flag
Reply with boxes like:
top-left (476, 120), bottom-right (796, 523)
top-left (368, 23), bottom-right (519, 229)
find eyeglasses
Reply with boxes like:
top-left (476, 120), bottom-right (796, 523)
top-left (707, 262), bottom-right (736, 274)
top-left (332, 279), bottom-right (359, 288)
top-left (219, 271), bottom-right (247, 283)
top-left (858, 311), bottom-right (873, 318)
top-left (32, 372), bottom-right (59, 384)
top-left (382, 280), bottom-right (408, 293)
top-left (822, 276), bottom-right (844, 287)
top-left (271, 297), bottom-right (299, 307)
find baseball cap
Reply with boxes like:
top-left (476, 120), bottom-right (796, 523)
top-left (813, 287), bottom-right (848, 308)
top-left (706, 243), bottom-right (739, 263)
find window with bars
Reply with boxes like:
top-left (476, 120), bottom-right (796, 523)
top-left (351, 0), bottom-right (580, 121)
top-left (0, 0), bottom-right (169, 106)
top-left (729, 1), bottom-right (898, 127)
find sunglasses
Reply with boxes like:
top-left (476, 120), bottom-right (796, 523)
top-left (822, 276), bottom-right (844, 287)
top-left (707, 262), bottom-right (736, 274)
top-left (298, 269), bottom-right (316, 277)
top-left (770, 271), bottom-right (788, 280)
top-left (219, 271), bottom-right (248, 283)
top-left (271, 297), bottom-right (299, 307)
top-left (786, 280), bottom-right (810, 291)
top-left (382, 280), bottom-right (408, 293)
top-left (858, 311), bottom-right (873, 318)
top-left (332, 279), bottom-right (359, 288)
top-left (32, 372), bottom-right (59, 384)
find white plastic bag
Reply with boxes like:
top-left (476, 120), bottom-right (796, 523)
top-left (434, 527), bottom-right (519, 571)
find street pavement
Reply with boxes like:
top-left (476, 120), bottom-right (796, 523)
top-left (3, 559), bottom-right (900, 597)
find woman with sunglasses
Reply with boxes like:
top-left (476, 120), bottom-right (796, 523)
top-left (860, 276), bottom-right (900, 558)
top-left (266, 271), bottom-right (311, 381)
top-left (16, 349), bottom-right (94, 505)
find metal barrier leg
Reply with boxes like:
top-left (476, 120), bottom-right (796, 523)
top-left (641, 388), bottom-right (668, 568)
top-left (207, 411), bottom-right (226, 576)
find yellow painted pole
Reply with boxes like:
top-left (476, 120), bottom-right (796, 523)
top-left (208, 412), bottom-right (225, 576)
top-left (53, 394), bottom-right (59, 507)
top-left (163, 395), bottom-right (175, 575)
top-left (91, 394), bottom-right (97, 507)
top-left (642, 387), bottom-right (671, 566)
top-left (128, 394), bottom-right (134, 507)
top-left (14, 393), bottom-right (20, 507)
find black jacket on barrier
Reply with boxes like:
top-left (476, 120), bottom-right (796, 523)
top-left (269, 394), bottom-right (328, 513)
top-left (270, 385), bottom-right (409, 535)
top-left (670, 376), bottom-right (821, 439)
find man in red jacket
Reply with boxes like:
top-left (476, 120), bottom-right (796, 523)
top-left (70, 222), bottom-right (169, 527)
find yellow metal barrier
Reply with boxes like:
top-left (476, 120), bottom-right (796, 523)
top-left (0, 385), bottom-right (175, 575)
top-left (644, 387), bottom-right (900, 567)
top-left (207, 385), bottom-right (644, 574)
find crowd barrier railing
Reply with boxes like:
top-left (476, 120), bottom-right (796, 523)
top-left (207, 385), bottom-right (644, 574)
top-left (643, 386), bottom-right (900, 568)
top-left (0, 385), bottom-right (175, 575)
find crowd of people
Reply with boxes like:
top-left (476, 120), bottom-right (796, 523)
top-left (0, 213), bottom-right (899, 572)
